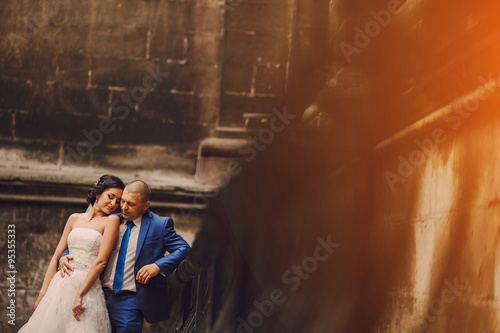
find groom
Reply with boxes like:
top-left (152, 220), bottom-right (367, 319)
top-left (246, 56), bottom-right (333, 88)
top-left (60, 180), bottom-right (190, 332)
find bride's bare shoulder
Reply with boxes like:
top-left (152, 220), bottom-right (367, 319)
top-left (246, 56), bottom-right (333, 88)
top-left (103, 215), bottom-right (120, 232)
top-left (68, 212), bottom-right (86, 221)
top-left (105, 214), bottom-right (120, 222)
top-left (64, 213), bottom-right (86, 228)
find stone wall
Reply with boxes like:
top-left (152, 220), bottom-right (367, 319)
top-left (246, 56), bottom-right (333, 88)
top-left (1, 0), bottom-right (222, 174)
top-left (325, 1), bottom-right (500, 330)
top-left (219, 0), bottom-right (293, 126)
top-left (367, 93), bottom-right (500, 333)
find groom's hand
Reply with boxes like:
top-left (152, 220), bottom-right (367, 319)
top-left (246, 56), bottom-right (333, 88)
top-left (136, 263), bottom-right (161, 284)
top-left (59, 255), bottom-right (74, 277)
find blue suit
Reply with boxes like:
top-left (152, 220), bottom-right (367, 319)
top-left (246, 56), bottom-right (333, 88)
top-left (61, 210), bottom-right (190, 331)
top-left (127, 210), bottom-right (190, 323)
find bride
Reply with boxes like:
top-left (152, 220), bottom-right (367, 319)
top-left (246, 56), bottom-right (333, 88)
top-left (19, 174), bottom-right (125, 333)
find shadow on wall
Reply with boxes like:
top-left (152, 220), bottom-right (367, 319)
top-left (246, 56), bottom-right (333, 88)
top-left (192, 116), bottom-right (376, 332)
top-left (186, 0), bottom-right (500, 332)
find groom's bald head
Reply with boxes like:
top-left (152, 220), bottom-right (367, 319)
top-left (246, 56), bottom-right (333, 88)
top-left (121, 180), bottom-right (151, 220)
top-left (125, 180), bottom-right (151, 203)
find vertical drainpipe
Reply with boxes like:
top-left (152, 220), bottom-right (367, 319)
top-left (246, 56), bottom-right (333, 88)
top-left (284, 0), bottom-right (299, 93)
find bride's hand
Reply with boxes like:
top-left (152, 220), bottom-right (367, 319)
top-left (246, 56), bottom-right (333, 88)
top-left (72, 293), bottom-right (85, 321)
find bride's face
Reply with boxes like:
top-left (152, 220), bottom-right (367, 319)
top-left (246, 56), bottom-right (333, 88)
top-left (95, 187), bottom-right (123, 215)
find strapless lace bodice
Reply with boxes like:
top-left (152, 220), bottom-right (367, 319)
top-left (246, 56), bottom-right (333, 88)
top-left (68, 228), bottom-right (103, 271)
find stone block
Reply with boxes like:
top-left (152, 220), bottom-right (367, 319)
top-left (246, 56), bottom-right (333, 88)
top-left (186, 32), bottom-right (220, 65)
top-left (149, 1), bottom-right (222, 35)
top-left (47, 0), bottom-right (94, 28)
top-left (14, 112), bottom-right (99, 142)
top-left (0, 40), bottom-right (31, 80)
top-left (138, 91), bottom-right (193, 122)
top-left (222, 63), bottom-right (253, 93)
top-left (0, 36), bottom-right (57, 81)
top-left (29, 82), bottom-right (57, 114)
top-left (0, 111), bottom-right (13, 138)
top-left (190, 4), bottom-right (223, 33)
top-left (194, 94), bottom-right (219, 124)
top-left (225, 3), bottom-right (292, 36)
top-left (109, 90), bottom-right (138, 118)
top-left (223, 31), bottom-right (289, 64)
top-left (92, 58), bottom-right (167, 88)
top-left (57, 54), bottom-right (90, 86)
top-left (54, 84), bottom-right (109, 116)
top-left (102, 116), bottom-right (208, 145)
top-left (138, 89), bottom-right (208, 124)
top-left (179, 93), bottom-right (203, 123)
top-left (170, 63), bottom-right (198, 92)
top-left (255, 64), bottom-right (286, 95)
top-left (0, 78), bottom-right (34, 110)
top-left (86, 28), bottom-right (148, 59)
top-left (220, 93), bottom-right (285, 125)
top-left (92, 0), bottom-right (151, 31)
top-left (174, 63), bottom-right (220, 93)
top-left (34, 25), bottom-right (90, 56)
top-left (150, 31), bottom-right (187, 60)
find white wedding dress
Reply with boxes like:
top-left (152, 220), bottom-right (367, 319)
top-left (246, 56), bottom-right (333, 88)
top-left (19, 228), bottom-right (111, 333)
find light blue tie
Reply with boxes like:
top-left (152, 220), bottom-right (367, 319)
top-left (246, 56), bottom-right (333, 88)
top-left (113, 220), bottom-right (134, 293)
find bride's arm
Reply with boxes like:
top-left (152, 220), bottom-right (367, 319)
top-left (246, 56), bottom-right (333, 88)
top-left (34, 214), bottom-right (77, 309)
top-left (72, 215), bottom-right (119, 321)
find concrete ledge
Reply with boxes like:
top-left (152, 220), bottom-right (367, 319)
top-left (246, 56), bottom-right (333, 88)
top-left (0, 178), bottom-right (209, 211)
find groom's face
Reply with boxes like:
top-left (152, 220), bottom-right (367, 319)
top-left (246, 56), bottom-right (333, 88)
top-left (120, 189), bottom-right (150, 220)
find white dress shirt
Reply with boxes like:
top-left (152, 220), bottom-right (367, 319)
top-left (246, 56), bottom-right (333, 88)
top-left (102, 216), bottom-right (142, 292)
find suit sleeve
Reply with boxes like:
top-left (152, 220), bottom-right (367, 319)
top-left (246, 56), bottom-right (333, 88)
top-left (154, 217), bottom-right (190, 276)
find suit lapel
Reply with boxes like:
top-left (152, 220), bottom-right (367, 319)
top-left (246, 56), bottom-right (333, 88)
top-left (136, 211), bottom-right (151, 262)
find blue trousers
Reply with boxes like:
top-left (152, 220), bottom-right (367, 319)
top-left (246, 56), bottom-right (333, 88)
top-left (105, 293), bottom-right (144, 333)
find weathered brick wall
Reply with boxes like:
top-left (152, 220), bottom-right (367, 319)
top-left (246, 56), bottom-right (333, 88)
top-left (220, 0), bottom-right (294, 126)
top-left (0, 0), bottom-right (221, 173)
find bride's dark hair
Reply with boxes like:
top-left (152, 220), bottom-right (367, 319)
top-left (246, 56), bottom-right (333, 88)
top-left (87, 174), bottom-right (125, 205)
